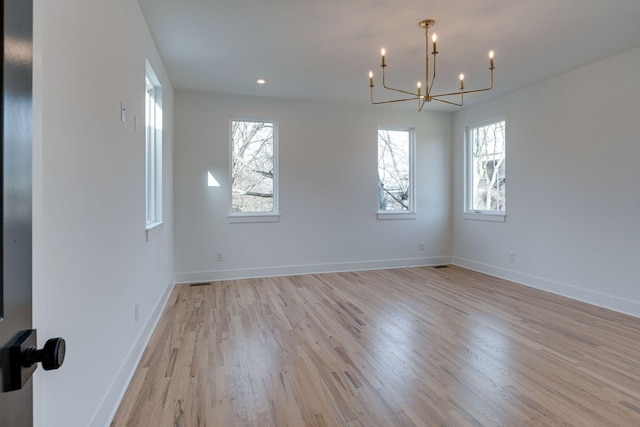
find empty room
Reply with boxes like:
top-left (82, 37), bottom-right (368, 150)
top-left (2, 0), bottom-right (640, 426)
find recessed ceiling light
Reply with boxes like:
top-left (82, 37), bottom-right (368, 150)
top-left (256, 78), bottom-right (266, 85)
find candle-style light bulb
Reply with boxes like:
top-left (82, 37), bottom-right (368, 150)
top-left (432, 33), bottom-right (437, 54)
top-left (369, 70), bottom-right (374, 87)
top-left (459, 73), bottom-right (465, 90)
top-left (489, 50), bottom-right (495, 69)
top-left (381, 48), bottom-right (386, 66)
top-left (417, 81), bottom-right (422, 98)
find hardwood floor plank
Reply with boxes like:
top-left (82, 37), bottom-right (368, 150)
top-left (112, 266), bottom-right (640, 426)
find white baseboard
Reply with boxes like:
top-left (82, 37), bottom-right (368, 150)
top-left (90, 274), bottom-right (176, 427)
top-left (175, 256), bottom-right (452, 284)
top-left (452, 257), bottom-right (640, 319)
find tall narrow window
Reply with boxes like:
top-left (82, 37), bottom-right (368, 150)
top-left (465, 118), bottom-right (506, 219)
top-left (145, 62), bottom-right (162, 229)
top-left (230, 118), bottom-right (278, 219)
top-left (377, 128), bottom-right (415, 215)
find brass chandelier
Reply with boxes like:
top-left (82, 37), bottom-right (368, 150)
top-left (369, 19), bottom-right (495, 109)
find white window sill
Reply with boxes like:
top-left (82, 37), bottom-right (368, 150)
top-left (463, 212), bottom-right (506, 222)
top-left (228, 214), bottom-right (280, 224)
top-left (377, 211), bottom-right (417, 220)
top-left (145, 221), bottom-right (164, 241)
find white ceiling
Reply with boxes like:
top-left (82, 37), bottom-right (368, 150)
top-left (138, 0), bottom-right (640, 112)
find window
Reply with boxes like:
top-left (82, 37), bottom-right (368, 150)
top-left (465, 118), bottom-right (506, 221)
top-left (377, 128), bottom-right (415, 219)
top-left (230, 118), bottom-right (278, 222)
top-left (145, 62), bottom-right (163, 231)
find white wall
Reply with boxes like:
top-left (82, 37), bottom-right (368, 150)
top-left (174, 92), bottom-right (452, 282)
top-left (32, 1), bottom-right (174, 426)
top-left (452, 47), bottom-right (640, 317)
top-left (27, 1), bottom-right (639, 423)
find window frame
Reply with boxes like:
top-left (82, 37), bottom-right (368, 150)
top-left (376, 127), bottom-right (416, 220)
top-left (228, 116), bottom-right (280, 223)
top-left (145, 61), bottom-right (163, 236)
top-left (463, 117), bottom-right (506, 222)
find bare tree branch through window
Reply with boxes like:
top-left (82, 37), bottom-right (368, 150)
top-left (470, 120), bottom-right (506, 211)
top-left (231, 119), bottom-right (276, 212)
top-left (378, 129), bottom-right (413, 211)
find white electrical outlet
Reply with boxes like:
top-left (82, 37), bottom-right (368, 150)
top-left (509, 252), bottom-right (516, 262)
top-left (216, 252), bottom-right (223, 262)
top-left (419, 242), bottom-right (425, 251)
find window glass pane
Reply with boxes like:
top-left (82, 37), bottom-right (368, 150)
top-left (145, 80), bottom-right (155, 222)
top-left (231, 120), bottom-right (275, 213)
top-left (470, 120), bottom-right (506, 211)
top-left (145, 66), bottom-right (162, 227)
top-left (378, 129), bottom-right (412, 211)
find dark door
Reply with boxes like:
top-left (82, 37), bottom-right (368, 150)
top-left (0, 0), bottom-right (34, 425)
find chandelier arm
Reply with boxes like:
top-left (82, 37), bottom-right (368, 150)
top-left (382, 84), bottom-right (420, 97)
top-left (431, 68), bottom-right (494, 99)
top-left (431, 85), bottom-right (493, 99)
top-left (370, 98), bottom-right (422, 105)
top-left (370, 93), bottom-right (421, 105)
top-left (430, 96), bottom-right (463, 107)
top-left (382, 67), bottom-right (420, 97)
top-left (461, 85), bottom-right (493, 95)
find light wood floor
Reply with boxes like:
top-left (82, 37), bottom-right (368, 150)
top-left (111, 266), bottom-right (640, 426)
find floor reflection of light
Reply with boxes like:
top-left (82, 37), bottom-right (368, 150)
top-left (453, 314), bottom-right (516, 422)
top-left (231, 327), bottom-right (278, 416)
top-left (468, 317), bottom-right (512, 367)
top-left (369, 304), bottom-right (518, 422)
top-left (368, 304), bottom-right (419, 388)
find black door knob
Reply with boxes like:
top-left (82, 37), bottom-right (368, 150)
top-left (8, 331), bottom-right (67, 391)
top-left (22, 337), bottom-right (66, 371)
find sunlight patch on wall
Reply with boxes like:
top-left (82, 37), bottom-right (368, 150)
top-left (208, 171), bottom-right (220, 187)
